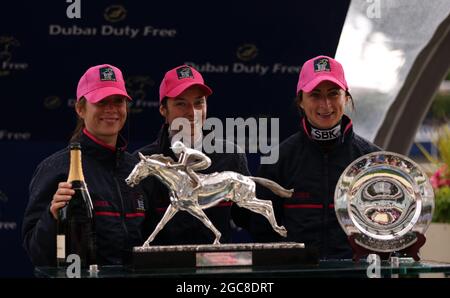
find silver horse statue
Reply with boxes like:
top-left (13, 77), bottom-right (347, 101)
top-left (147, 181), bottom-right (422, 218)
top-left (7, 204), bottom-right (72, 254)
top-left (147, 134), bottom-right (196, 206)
top-left (126, 152), bottom-right (293, 247)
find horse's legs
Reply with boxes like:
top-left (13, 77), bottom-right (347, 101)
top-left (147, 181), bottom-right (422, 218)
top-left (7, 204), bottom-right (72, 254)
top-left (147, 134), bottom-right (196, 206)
top-left (142, 204), bottom-right (178, 247)
top-left (185, 205), bottom-right (222, 244)
top-left (237, 197), bottom-right (287, 237)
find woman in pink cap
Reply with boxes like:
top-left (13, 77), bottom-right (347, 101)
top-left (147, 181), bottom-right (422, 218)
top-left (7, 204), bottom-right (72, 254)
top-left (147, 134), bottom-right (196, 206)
top-left (23, 64), bottom-right (150, 267)
top-left (250, 56), bottom-right (381, 259)
top-left (133, 65), bottom-right (251, 245)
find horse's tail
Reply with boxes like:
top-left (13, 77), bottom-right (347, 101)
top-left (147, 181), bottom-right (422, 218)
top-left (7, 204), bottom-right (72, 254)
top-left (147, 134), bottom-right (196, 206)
top-left (249, 176), bottom-right (293, 198)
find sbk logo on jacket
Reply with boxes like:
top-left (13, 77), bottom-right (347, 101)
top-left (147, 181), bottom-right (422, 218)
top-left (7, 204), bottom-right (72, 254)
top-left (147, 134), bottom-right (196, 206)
top-left (310, 125), bottom-right (341, 141)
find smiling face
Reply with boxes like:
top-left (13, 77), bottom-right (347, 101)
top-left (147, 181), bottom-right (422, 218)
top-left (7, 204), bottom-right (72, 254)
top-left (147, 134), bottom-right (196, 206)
top-left (159, 85), bottom-right (208, 136)
top-left (298, 80), bottom-right (349, 129)
top-left (76, 95), bottom-right (128, 146)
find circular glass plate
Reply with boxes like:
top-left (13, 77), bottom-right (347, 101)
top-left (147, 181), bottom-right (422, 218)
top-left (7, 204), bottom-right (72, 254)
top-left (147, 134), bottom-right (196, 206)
top-left (334, 151), bottom-right (434, 252)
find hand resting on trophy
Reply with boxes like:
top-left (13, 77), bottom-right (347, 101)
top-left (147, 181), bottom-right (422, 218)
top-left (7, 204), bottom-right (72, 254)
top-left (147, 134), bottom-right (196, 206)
top-left (125, 141), bottom-right (293, 247)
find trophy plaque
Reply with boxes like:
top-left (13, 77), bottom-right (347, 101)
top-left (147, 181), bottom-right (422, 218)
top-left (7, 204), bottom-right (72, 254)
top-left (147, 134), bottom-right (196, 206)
top-left (130, 242), bottom-right (318, 269)
top-left (334, 151), bottom-right (434, 261)
top-left (125, 142), bottom-right (318, 269)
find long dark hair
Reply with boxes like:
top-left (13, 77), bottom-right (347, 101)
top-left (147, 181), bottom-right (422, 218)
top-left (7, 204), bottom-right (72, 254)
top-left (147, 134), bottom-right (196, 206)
top-left (70, 97), bottom-right (87, 143)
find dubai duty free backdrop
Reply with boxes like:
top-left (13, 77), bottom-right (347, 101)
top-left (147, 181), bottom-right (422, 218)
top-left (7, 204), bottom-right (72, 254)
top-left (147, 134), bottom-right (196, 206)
top-left (0, 0), bottom-right (350, 276)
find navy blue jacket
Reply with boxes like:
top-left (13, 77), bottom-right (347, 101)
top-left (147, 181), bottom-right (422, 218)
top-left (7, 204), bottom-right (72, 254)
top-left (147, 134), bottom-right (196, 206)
top-left (250, 115), bottom-right (381, 259)
top-left (134, 124), bottom-right (251, 245)
top-left (22, 131), bottom-right (149, 266)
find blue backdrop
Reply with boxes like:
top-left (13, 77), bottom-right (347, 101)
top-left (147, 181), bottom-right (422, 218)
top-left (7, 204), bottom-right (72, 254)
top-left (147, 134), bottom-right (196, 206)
top-left (0, 0), bottom-right (350, 276)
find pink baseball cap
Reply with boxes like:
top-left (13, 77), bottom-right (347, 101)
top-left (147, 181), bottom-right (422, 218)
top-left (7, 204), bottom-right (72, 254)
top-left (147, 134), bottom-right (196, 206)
top-left (296, 55), bottom-right (348, 94)
top-left (76, 64), bottom-right (131, 103)
top-left (159, 65), bottom-right (212, 102)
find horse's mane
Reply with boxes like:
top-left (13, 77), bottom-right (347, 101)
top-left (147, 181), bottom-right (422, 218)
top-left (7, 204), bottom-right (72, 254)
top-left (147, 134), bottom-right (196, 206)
top-left (149, 154), bottom-right (175, 164)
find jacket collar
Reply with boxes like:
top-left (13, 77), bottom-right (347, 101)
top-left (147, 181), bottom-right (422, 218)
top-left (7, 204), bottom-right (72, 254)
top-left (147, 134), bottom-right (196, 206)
top-left (155, 124), bottom-right (176, 159)
top-left (79, 128), bottom-right (127, 165)
top-left (301, 114), bottom-right (354, 143)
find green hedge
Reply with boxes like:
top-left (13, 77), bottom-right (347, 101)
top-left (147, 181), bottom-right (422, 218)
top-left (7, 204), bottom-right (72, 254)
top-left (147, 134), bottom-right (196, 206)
top-left (430, 93), bottom-right (450, 120)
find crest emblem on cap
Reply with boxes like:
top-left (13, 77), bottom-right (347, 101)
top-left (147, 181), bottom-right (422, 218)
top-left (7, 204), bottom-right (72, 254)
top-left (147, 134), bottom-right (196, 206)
top-left (314, 58), bottom-right (331, 72)
top-left (99, 67), bottom-right (117, 81)
top-left (176, 66), bottom-right (194, 80)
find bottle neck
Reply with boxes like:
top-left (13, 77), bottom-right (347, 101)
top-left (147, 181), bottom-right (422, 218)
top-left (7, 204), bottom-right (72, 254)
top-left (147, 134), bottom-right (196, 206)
top-left (67, 149), bottom-right (85, 182)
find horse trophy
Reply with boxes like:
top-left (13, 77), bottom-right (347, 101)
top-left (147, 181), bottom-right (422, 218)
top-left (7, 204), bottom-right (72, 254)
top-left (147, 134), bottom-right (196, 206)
top-left (125, 143), bottom-right (317, 269)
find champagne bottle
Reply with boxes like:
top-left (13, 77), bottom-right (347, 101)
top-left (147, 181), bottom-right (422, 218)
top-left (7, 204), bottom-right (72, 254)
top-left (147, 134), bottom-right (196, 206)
top-left (56, 142), bottom-right (96, 268)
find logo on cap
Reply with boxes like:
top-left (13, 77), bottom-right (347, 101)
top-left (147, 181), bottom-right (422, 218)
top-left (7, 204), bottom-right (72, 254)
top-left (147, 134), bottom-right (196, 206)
top-left (99, 67), bottom-right (117, 81)
top-left (314, 58), bottom-right (331, 72)
top-left (176, 66), bottom-right (194, 80)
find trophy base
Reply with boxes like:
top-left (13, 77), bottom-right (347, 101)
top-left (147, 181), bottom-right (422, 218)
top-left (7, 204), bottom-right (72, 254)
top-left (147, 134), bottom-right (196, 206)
top-left (128, 242), bottom-right (318, 270)
top-left (349, 232), bottom-right (426, 262)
